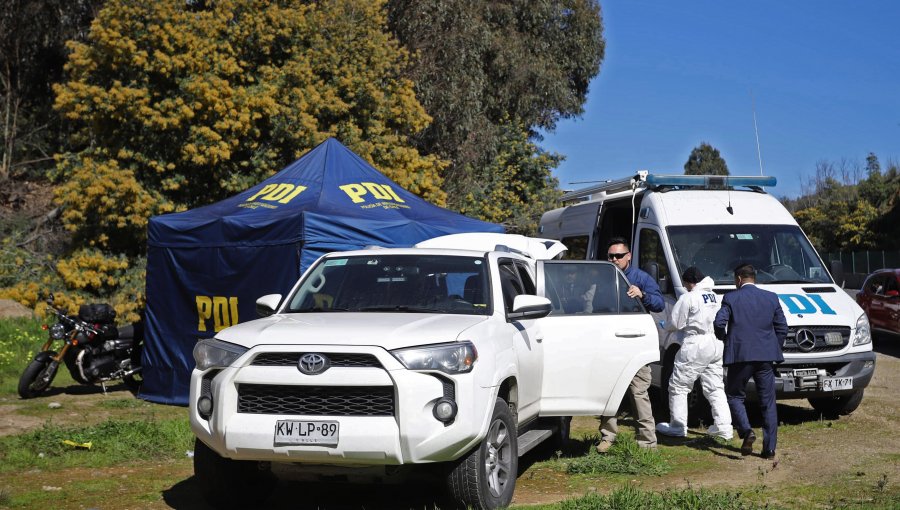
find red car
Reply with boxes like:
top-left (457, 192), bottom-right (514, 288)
top-left (857, 268), bottom-right (900, 337)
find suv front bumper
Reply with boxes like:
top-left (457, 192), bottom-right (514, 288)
top-left (189, 345), bottom-right (489, 466)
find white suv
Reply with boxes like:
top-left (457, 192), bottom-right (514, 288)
top-left (189, 234), bottom-right (659, 509)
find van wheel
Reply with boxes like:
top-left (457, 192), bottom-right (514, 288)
top-left (446, 398), bottom-right (518, 510)
top-left (193, 438), bottom-right (276, 508)
top-left (809, 390), bottom-right (864, 418)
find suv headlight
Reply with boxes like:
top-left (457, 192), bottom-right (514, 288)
top-left (193, 338), bottom-right (249, 370)
top-left (853, 313), bottom-right (871, 346)
top-left (391, 342), bottom-right (477, 374)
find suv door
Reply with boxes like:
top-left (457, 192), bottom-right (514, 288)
top-left (535, 261), bottom-right (659, 416)
top-left (498, 258), bottom-right (544, 421)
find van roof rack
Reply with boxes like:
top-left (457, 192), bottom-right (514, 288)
top-left (559, 172), bottom-right (777, 202)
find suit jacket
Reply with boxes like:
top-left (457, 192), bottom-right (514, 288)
top-left (714, 283), bottom-right (788, 365)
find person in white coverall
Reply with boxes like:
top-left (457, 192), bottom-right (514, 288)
top-left (656, 266), bottom-right (733, 440)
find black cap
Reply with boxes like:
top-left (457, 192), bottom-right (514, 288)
top-left (681, 266), bottom-right (705, 284)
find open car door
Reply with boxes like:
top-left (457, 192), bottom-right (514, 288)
top-left (535, 261), bottom-right (659, 416)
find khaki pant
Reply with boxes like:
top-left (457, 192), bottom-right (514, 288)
top-left (600, 365), bottom-right (657, 447)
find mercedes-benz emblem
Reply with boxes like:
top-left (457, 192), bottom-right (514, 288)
top-left (298, 353), bottom-right (330, 375)
top-left (794, 329), bottom-right (817, 352)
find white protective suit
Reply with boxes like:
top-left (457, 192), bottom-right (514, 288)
top-left (656, 276), bottom-right (733, 439)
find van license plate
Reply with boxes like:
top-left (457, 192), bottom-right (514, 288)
top-left (822, 377), bottom-right (853, 391)
top-left (274, 420), bottom-right (339, 446)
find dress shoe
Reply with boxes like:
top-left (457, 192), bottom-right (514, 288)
top-left (595, 440), bottom-right (613, 454)
top-left (740, 431), bottom-right (756, 456)
top-left (761, 450), bottom-right (776, 460)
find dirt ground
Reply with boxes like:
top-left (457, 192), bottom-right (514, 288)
top-left (0, 339), bottom-right (898, 509)
top-left (512, 336), bottom-right (900, 507)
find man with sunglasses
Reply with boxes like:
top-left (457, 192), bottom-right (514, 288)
top-left (596, 237), bottom-right (664, 453)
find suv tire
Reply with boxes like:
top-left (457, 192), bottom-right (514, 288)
top-left (446, 398), bottom-right (518, 510)
top-left (194, 437), bottom-right (276, 508)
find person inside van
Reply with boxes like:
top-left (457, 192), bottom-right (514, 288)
top-left (596, 237), bottom-right (663, 453)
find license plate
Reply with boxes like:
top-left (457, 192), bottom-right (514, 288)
top-left (274, 420), bottom-right (339, 446)
top-left (822, 377), bottom-right (853, 391)
top-left (793, 368), bottom-right (818, 377)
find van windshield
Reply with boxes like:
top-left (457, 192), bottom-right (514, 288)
top-left (285, 254), bottom-right (491, 315)
top-left (667, 224), bottom-right (832, 285)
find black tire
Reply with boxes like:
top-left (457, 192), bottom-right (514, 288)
top-left (193, 437), bottom-right (276, 509)
top-left (123, 343), bottom-right (143, 395)
top-left (809, 390), bottom-right (864, 418)
top-left (549, 416), bottom-right (572, 452)
top-left (122, 372), bottom-right (142, 395)
top-left (446, 398), bottom-right (518, 510)
top-left (17, 356), bottom-right (57, 399)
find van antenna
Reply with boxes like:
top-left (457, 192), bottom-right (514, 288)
top-left (751, 89), bottom-right (764, 176)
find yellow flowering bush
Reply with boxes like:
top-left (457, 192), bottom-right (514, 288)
top-left (42, 0), bottom-right (446, 315)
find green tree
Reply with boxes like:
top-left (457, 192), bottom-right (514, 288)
top-left (386, 0), bottom-right (604, 212)
top-left (0, 0), bottom-right (101, 182)
top-left (684, 142), bottom-right (729, 176)
top-left (38, 0), bottom-right (445, 319)
top-left (858, 152), bottom-right (891, 209)
top-left (457, 121), bottom-right (562, 234)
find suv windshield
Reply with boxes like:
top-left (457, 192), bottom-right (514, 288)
top-left (667, 224), bottom-right (832, 285)
top-left (285, 254), bottom-right (490, 315)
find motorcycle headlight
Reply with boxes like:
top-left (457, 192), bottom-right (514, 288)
top-left (49, 323), bottom-right (66, 340)
top-left (391, 342), bottom-right (477, 374)
top-left (193, 338), bottom-right (249, 371)
top-left (853, 313), bottom-right (872, 346)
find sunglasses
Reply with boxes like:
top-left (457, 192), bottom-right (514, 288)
top-left (607, 252), bottom-right (629, 260)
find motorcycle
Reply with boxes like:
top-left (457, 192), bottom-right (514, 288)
top-left (17, 293), bottom-right (143, 399)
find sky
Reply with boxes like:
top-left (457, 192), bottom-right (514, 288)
top-left (538, 1), bottom-right (899, 199)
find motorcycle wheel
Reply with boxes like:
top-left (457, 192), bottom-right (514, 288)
top-left (123, 372), bottom-right (143, 395)
top-left (18, 356), bottom-right (57, 399)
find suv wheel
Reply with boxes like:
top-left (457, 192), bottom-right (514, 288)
top-left (447, 398), bottom-right (518, 510)
top-left (193, 438), bottom-right (276, 508)
top-left (809, 390), bottom-right (864, 418)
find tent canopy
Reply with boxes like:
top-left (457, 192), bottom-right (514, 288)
top-left (142, 138), bottom-right (502, 404)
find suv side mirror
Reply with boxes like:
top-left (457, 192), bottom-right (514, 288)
top-left (508, 295), bottom-right (552, 320)
top-left (256, 294), bottom-right (282, 317)
top-left (828, 259), bottom-right (844, 288)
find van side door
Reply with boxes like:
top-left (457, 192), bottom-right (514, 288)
top-left (535, 261), bottom-right (659, 416)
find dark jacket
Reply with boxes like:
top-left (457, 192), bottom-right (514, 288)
top-left (714, 283), bottom-right (788, 365)
top-left (623, 264), bottom-right (665, 313)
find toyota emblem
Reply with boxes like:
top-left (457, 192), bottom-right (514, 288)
top-left (298, 353), bottom-right (330, 375)
top-left (794, 329), bottom-right (817, 352)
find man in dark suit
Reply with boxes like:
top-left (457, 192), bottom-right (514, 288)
top-left (714, 264), bottom-right (788, 460)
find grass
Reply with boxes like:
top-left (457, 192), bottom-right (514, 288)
top-left (564, 434), bottom-right (670, 476)
top-left (0, 417), bottom-right (193, 473)
top-left (529, 485), bottom-right (775, 510)
top-left (0, 317), bottom-right (44, 393)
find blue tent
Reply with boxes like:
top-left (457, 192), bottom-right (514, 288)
top-left (141, 138), bottom-right (503, 404)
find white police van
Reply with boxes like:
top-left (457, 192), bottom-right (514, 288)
top-left (540, 172), bottom-right (876, 419)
